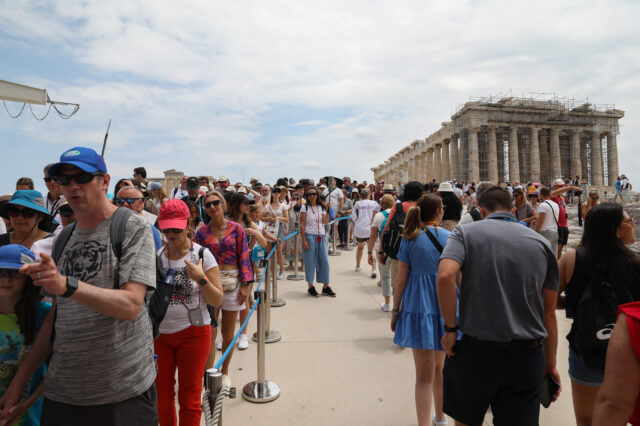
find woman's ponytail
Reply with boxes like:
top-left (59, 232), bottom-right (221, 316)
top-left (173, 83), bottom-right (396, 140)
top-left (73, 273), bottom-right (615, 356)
top-left (403, 206), bottom-right (422, 240)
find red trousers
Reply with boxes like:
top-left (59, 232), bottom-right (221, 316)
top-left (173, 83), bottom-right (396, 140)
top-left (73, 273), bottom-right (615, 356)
top-left (154, 325), bottom-right (211, 426)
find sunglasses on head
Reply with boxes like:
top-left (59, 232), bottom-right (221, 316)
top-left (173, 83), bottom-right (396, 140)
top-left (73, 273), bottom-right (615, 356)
top-left (54, 172), bottom-right (103, 186)
top-left (160, 228), bottom-right (184, 234)
top-left (0, 269), bottom-right (23, 279)
top-left (58, 206), bottom-right (74, 218)
top-left (8, 206), bottom-right (38, 219)
top-left (204, 200), bottom-right (222, 208)
top-left (115, 197), bottom-right (143, 205)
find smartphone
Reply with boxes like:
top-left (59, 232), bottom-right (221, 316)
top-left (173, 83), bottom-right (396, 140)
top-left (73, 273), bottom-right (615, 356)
top-left (540, 374), bottom-right (560, 408)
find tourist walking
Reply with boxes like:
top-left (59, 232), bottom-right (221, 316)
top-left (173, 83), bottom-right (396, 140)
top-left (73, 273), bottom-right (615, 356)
top-left (551, 179), bottom-right (581, 259)
top-left (438, 186), bottom-right (560, 426)
top-left (367, 194), bottom-right (394, 311)
top-left (621, 174), bottom-right (632, 204)
top-left (513, 187), bottom-right (536, 227)
top-left (352, 188), bottom-right (380, 276)
top-left (391, 194), bottom-right (450, 426)
top-left (558, 202), bottom-right (639, 426)
top-left (299, 186), bottom-right (335, 297)
top-left (536, 187), bottom-right (560, 257)
top-left (337, 189), bottom-right (353, 248)
top-left (155, 200), bottom-right (223, 426)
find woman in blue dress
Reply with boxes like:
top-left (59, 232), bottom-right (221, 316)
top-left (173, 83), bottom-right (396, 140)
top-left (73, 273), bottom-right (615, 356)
top-left (391, 193), bottom-right (449, 426)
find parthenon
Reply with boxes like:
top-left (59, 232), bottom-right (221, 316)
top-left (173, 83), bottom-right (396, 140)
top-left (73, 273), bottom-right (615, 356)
top-left (371, 95), bottom-right (624, 190)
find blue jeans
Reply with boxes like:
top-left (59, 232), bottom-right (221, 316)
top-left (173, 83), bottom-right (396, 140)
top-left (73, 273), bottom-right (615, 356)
top-left (302, 234), bottom-right (330, 285)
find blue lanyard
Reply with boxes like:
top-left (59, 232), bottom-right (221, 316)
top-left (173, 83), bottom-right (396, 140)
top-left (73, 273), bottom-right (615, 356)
top-left (487, 216), bottom-right (519, 224)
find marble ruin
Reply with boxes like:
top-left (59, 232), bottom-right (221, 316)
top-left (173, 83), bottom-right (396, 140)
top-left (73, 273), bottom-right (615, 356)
top-left (371, 95), bottom-right (624, 190)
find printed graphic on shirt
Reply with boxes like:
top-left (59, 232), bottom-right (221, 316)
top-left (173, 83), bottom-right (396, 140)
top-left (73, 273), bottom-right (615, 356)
top-left (60, 240), bottom-right (108, 282)
top-left (170, 266), bottom-right (195, 306)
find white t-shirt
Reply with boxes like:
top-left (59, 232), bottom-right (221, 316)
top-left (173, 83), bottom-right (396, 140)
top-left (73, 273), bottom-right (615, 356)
top-left (371, 208), bottom-right (391, 249)
top-left (537, 200), bottom-right (560, 232)
top-left (328, 188), bottom-right (344, 212)
top-left (170, 187), bottom-right (188, 199)
top-left (300, 204), bottom-right (326, 235)
top-left (0, 220), bottom-right (6, 235)
top-left (264, 203), bottom-right (287, 218)
top-left (352, 200), bottom-right (380, 239)
top-left (158, 243), bottom-right (218, 334)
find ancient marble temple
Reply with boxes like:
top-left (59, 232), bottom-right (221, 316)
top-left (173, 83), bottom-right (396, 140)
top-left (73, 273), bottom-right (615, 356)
top-left (372, 96), bottom-right (623, 190)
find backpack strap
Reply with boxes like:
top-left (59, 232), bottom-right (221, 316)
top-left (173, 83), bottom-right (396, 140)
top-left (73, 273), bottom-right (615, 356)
top-left (198, 246), bottom-right (206, 260)
top-left (110, 208), bottom-right (135, 289)
top-left (544, 201), bottom-right (559, 226)
top-left (424, 228), bottom-right (444, 254)
top-left (52, 222), bottom-right (78, 264)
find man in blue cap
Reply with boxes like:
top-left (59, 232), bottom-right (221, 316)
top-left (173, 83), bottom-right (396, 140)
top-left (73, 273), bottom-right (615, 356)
top-left (0, 147), bottom-right (158, 426)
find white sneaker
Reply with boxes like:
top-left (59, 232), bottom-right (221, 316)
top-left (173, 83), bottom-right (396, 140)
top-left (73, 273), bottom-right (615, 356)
top-left (216, 339), bottom-right (222, 351)
top-left (355, 266), bottom-right (361, 272)
top-left (221, 374), bottom-right (231, 389)
top-left (371, 270), bottom-right (377, 278)
top-left (380, 303), bottom-right (392, 312)
top-left (238, 334), bottom-right (249, 350)
top-left (278, 271), bottom-right (285, 280)
top-left (432, 415), bottom-right (448, 425)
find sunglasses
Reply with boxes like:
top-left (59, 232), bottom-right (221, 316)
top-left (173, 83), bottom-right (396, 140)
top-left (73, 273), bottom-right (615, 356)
top-left (8, 206), bottom-right (38, 219)
top-left (160, 228), bottom-right (184, 234)
top-left (43, 177), bottom-right (53, 183)
top-left (307, 192), bottom-right (317, 196)
top-left (115, 197), bottom-right (143, 205)
top-left (54, 172), bottom-right (103, 186)
top-left (204, 200), bottom-right (222, 208)
top-left (59, 206), bottom-right (74, 218)
top-left (187, 184), bottom-right (199, 189)
top-left (0, 269), bottom-right (24, 279)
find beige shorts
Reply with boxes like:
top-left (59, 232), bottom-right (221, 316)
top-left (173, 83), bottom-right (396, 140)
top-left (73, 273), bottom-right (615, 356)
top-left (220, 269), bottom-right (246, 312)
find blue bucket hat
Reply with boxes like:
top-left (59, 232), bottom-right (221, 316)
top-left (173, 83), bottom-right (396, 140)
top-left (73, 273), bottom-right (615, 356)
top-left (47, 147), bottom-right (108, 177)
top-left (0, 244), bottom-right (35, 270)
top-left (0, 190), bottom-right (51, 219)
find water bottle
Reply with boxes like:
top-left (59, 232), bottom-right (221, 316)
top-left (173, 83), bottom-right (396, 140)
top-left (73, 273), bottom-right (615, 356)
top-left (154, 354), bottom-right (159, 372)
top-left (164, 268), bottom-right (177, 285)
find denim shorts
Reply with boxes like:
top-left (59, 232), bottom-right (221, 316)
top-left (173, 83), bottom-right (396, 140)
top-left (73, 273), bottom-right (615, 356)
top-left (568, 346), bottom-right (603, 386)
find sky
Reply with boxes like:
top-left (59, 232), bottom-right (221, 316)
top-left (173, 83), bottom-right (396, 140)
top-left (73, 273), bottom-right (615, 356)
top-left (1, 0), bottom-right (639, 196)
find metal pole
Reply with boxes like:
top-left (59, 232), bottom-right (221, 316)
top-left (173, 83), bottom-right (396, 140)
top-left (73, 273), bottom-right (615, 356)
top-left (287, 230), bottom-right (304, 280)
top-left (328, 220), bottom-right (341, 256)
top-left (242, 289), bottom-right (281, 403)
top-left (271, 242), bottom-right (286, 307)
top-left (206, 368), bottom-right (223, 426)
top-left (341, 219), bottom-right (353, 251)
top-left (254, 255), bottom-right (281, 343)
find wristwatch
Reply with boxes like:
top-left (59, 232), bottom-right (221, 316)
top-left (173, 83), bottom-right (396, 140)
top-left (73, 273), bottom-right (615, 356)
top-left (198, 278), bottom-right (208, 287)
top-left (444, 324), bottom-right (459, 333)
top-left (62, 276), bottom-right (78, 298)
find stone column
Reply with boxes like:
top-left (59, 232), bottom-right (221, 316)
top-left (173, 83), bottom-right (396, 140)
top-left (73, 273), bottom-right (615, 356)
top-left (434, 144), bottom-right (442, 182)
top-left (442, 140), bottom-right (450, 181)
top-left (425, 148), bottom-right (433, 182)
top-left (530, 127), bottom-right (541, 182)
top-left (408, 157), bottom-right (415, 181)
top-left (570, 131), bottom-right (581, 180)
top-left (450, 136), bottom-right (459, 180)
top-left (607, 133), bottom-right (619, 186)
top-left (487, 127), bottom-right (498, 184)
top-left (550, 127), bottom-right (561, 179)
top-left (509, 126), bottom-right (520, 184)
top-left (468, 128), bottom-right (480, 183)
top-left (591, 133), bottom-right (603, 186)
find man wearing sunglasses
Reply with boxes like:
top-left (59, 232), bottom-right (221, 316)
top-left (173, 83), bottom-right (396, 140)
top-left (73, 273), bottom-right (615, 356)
top-left (3, 147), bottom-right (158, 426)
top-left (43, 163), bottom-right (63, 220)
top-left (181, 176), bottom-right (209, 225)
top-left (116, 186), bottom-right (163, 250)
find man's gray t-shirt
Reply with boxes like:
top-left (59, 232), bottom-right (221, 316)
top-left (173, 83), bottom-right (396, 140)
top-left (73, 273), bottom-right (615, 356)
top-left (441, 211), bottom-right (559, 342)
top-left (48, 213), bottom-right (156, 405)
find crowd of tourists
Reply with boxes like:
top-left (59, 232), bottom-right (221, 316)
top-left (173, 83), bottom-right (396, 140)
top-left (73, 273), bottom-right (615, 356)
top-left (0, 145), bottom-right (638, 426)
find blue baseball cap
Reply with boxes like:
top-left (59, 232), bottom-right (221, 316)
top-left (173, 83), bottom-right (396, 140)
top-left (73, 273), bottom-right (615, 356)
top-left (0, 244), bottom-right (35, 270)
top-left (47, 147), bottom-right (108, 177)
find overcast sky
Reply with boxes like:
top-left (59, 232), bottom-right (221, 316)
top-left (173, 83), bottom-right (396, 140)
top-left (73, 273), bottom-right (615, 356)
top-left (1, 0), bottom-right (639, 196)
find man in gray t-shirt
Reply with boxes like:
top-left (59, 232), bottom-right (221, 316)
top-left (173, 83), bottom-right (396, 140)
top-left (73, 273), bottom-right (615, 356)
top-left (8, 147), bottom-right (158, 426)
top-left (437, 186), bottom-right (560, 426)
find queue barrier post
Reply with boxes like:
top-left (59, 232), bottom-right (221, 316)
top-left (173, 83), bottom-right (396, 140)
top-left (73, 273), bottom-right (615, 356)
top-left (328, 220), bottom-right (341, 256)
top-left (340, 219), bottom-right (354, 251)
top-left (270, 241), bottom-right (286, 307)
top-left (287, 225), bottom-right (305, 280)
top-left (253, 254), bottom-right (281, 343)
top-left (203, 367), bottom-right (235, 426)
top-left (243, 289), bottom-right (281, 403)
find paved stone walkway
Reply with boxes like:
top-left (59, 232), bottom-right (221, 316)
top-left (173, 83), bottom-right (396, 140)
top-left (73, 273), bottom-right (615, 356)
top-left (197, 240), bottom-right (577, 426)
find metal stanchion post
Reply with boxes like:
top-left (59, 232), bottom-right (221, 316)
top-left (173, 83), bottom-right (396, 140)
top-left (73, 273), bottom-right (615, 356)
top-left (287, 230), bottom-right (304, 280)
top-left (271, 242), bottom-right (286, 307)
top-left (254, 256), bottom-right (281, 343)
top-left (243, 289), bottom-right (281, 403)
top-left (341, 219), bottom-right (353, 251)
top-left (328, 220), bottom-right (341, 256)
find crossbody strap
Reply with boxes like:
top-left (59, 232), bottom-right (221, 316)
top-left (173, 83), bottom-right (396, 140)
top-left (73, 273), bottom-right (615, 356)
top-left (544, 201), bottom-right (558, 226)
top-left (424, 228), bottom-right (443, 254)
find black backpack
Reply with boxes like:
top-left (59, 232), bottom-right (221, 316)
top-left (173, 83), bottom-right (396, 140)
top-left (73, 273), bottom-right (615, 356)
top-left (469, 206), bottom-right (482, 222)
top-left (382, 201), bottom-right (406, 260)
top-left (567, 274), bottom-right (633, 372)
top-left (52, 208), bottom-right (172, 339)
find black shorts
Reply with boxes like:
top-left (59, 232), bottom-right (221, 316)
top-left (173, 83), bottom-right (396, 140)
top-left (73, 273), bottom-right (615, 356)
top-left (42, 385), bottom-right (158, 426)
top-left (443, 340), bottom-right (544, 426)
top-left (557, 226), bottom-right (569, 245)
